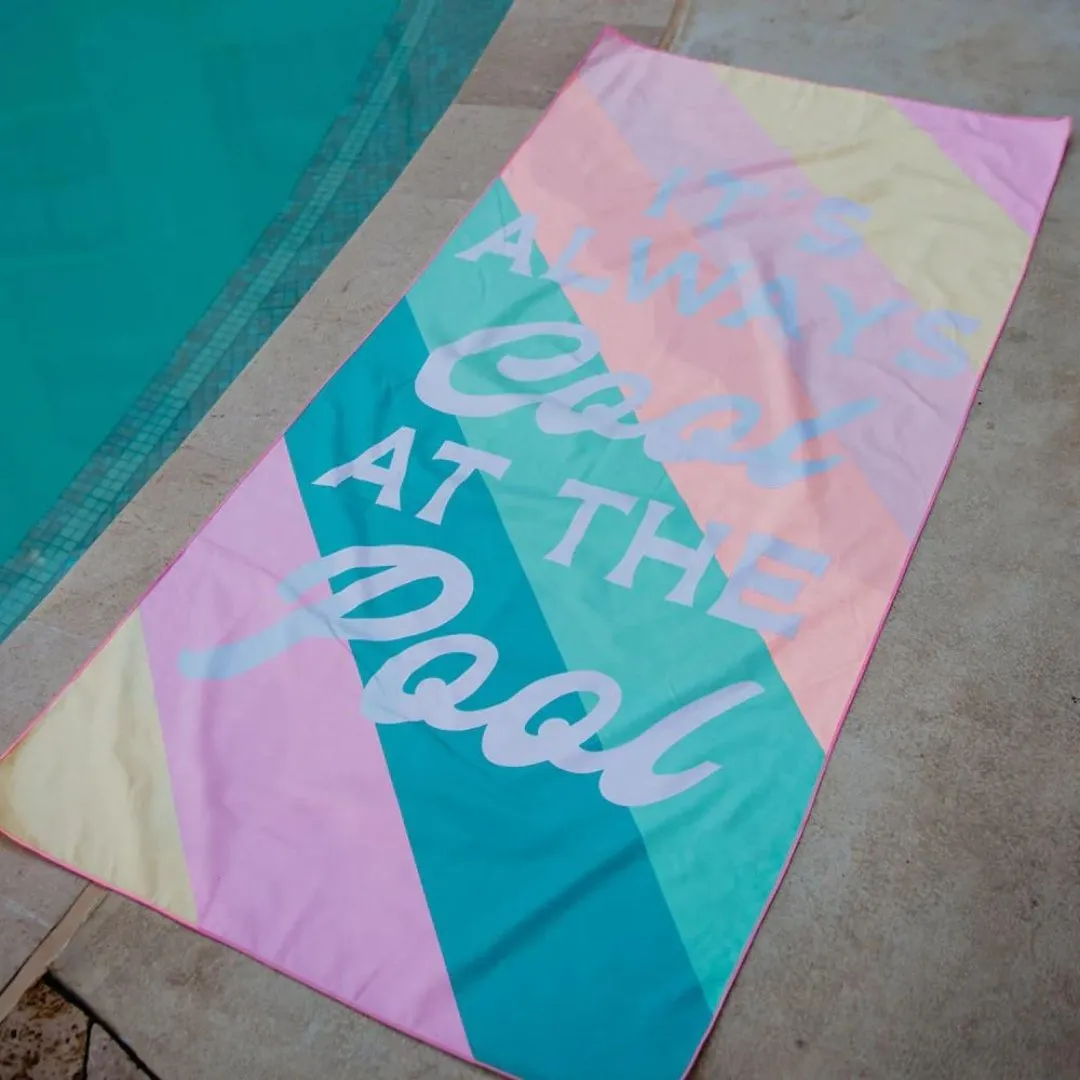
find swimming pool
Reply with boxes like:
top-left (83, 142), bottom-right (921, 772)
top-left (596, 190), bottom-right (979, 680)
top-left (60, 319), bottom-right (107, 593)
top-left (0, 0), bottom-right (512, 641)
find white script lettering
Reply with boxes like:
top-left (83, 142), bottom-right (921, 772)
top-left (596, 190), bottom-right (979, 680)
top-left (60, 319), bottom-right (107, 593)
top-left (179, 543), bottom-right (763, 807)
top-left (414, 321), bottom-right (876, 488)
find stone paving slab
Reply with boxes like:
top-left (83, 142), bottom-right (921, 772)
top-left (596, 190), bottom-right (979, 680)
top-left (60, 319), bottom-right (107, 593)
top-left (0, 981), bottom-right (86, 1080)
top-left (0, 978), bottom-right (150, 1080)
top-left (85, 1024), bottom-right (148, 1080)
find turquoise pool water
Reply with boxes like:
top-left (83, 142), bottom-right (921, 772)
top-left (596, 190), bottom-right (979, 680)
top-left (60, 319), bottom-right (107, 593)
top-left (0, 0), bottom-right (511, 640)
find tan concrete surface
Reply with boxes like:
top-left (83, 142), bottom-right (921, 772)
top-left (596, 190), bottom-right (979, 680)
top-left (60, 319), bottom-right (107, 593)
top-left (0, 888), bottom-right (104, 1024)
top-left (458, 11), bottom-right (660, 108)
top-left (0, 0), bottom-right (675, 1070)
top-left (393, 106), bottom-right (541, 200)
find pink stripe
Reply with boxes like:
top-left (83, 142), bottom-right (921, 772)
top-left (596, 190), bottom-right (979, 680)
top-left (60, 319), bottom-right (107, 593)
top-left (890, 97), bottom-right (1070, 236)
top-left (578, 34), bottom-right (980, 539)
top-left (139, 440), bottom-right (470, 1057)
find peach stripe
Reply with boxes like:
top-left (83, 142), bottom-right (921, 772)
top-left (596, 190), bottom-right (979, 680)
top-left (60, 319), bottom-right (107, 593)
top-left (503, 80), bottom-right (904, 748)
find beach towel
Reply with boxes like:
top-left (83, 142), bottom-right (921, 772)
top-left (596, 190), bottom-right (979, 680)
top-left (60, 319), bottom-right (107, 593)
top-left (0, 29), bottom-right (1069, 1080)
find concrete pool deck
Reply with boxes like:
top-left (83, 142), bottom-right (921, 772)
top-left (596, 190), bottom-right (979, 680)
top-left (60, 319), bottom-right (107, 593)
top-left (2, 0), bottom-right (1079, 1076)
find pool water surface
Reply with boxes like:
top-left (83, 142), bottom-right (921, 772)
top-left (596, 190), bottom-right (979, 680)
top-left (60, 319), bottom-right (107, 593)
top-left (0, 0), bottom-right (512, 639)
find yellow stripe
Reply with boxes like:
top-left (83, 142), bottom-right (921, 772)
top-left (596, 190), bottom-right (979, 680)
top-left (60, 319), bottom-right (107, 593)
top-left (0, 614), bottom-right (197, 921)
top-left (713, 64), bottom-right (1029, 369)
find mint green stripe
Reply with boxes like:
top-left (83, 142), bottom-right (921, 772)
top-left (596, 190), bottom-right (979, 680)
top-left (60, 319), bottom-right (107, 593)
top-left (406, 180), bottom-right (824, 1006)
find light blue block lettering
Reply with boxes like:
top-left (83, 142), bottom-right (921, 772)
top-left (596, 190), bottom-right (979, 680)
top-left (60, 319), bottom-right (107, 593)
top-left (741, 397), bottom-right (878, 488)
top-left (719, 276), bottom-right (801, 343)
top-left (826, 285), bottom-right (907, 356)
top-left (896, 310), bottom-right (979, 378)
top-left (709, 534), bottom-right (829, 638)
top-left (703, 170), bottom-right (766, 230)
top-left (645, 167), bottom-right (690, 219)
top-left (628, 238), bottom-right (749, 317)
top-left (543, 226), bottom-right (611, 294)
top-left (798, 197), bottom-right (870, 258)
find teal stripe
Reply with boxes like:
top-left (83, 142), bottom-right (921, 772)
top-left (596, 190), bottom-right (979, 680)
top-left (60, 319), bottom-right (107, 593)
top-left (284, 299), bottom-right (711, 1080)
top-left (405, 181), bottom-right (825, 1006)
